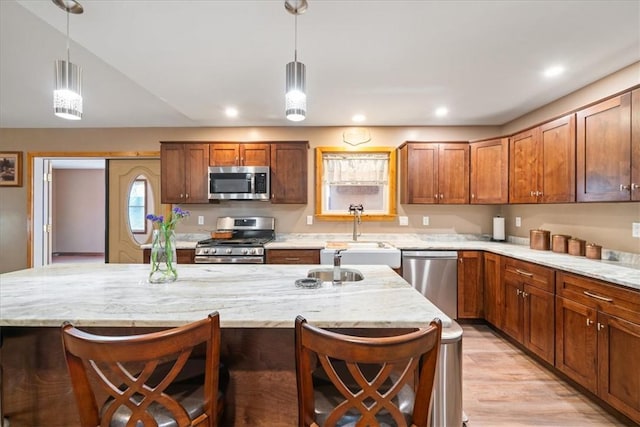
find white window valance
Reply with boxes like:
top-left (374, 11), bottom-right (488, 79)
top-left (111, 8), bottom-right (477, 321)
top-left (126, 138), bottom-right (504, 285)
top-left (322, 153), bottom-right (389, 185)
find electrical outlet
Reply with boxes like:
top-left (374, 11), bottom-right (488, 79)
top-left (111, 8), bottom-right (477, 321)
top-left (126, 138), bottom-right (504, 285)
top-left (633, 222), bottom-right (640, 238)
top-left (399, 216), bottom-right (409, 226)
top-left (422, 216), bottom-right (430, 226)
top-left (197, 215), bottom-right (204, 225)
top-left (306, 215), bottom-right (313, 225)
top-left (515, 217), bottom-right (522, 227)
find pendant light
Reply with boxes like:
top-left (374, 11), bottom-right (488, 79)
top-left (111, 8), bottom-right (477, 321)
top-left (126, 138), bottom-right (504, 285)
top-left (284, 0), bottom-right (308, 122)
top-left (52, 0), bottom-right (84, 120)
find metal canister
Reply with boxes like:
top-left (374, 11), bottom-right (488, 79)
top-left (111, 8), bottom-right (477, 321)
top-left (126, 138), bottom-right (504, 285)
top-left (568, 238), bottom-right (586, 256)
top-left (586, 243), bottom-right (602, 260)
top-left (529, 229), bottom-right (551, 250)
top-left (552, 234), bottom-right (571, 253)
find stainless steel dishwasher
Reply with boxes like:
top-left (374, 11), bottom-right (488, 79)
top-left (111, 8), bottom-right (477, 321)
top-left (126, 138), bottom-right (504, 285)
top-left (402, 250), bottom-right (466, 427)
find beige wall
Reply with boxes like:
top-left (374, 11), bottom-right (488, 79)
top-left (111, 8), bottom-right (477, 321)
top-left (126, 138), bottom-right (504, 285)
top-left (1, 64), bottom-right (639, 273)
top-left (52, 169), bottom-right (105, 253)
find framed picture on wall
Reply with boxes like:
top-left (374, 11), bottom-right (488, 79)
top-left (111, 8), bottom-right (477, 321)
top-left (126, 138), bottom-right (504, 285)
top-left (0, 151), bottom-right (23, 187)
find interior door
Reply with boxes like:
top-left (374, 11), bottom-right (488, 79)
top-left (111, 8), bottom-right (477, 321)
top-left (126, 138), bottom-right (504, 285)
top-left (107, 159), bottom-right (161, 263)
top-left (32, 158), bottom-right (52, 267)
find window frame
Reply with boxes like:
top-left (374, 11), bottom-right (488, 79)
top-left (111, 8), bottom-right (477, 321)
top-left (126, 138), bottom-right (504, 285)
top-left (128, 178), bottom-right (148, 235)
top-left (314, 146), bottom-right (397, 221)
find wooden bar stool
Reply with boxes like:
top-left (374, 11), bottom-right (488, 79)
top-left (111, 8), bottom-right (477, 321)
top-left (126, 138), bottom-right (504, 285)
top-left (61, 312), bottom-right (225, 427)
top-left (295, 316), bottom-right (442, 427)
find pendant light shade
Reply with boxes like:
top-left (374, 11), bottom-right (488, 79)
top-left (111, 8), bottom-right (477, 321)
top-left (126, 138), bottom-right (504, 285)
top-left (284, 0), bottom-right (308, 122)
top-left (52, 0), bottom-right (84, 120)
top-left (54, 59), bottom-right (82, 120)
top-left (285, 60), bottom-right (306, 122)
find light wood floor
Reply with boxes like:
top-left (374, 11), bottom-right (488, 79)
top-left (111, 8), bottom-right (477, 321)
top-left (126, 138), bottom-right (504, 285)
top-left (462, 324), bottom-right (630, 426)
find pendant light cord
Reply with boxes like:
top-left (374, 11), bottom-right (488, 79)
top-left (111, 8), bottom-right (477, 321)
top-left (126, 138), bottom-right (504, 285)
top-left (293, 11), bottom-right (298, 62)
top-left (66, 10), bottom-right (70, 63)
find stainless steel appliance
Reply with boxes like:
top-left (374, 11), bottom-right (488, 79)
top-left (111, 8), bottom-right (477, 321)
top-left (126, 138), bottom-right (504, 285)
top-left (194, 217), bottom-right (275, 264)
top-left (401, 250), bottom-right (465, 427)
top-left (402, 250), bottom-right (458, 319)
top-left (208, 166), bottom-right (270, 200)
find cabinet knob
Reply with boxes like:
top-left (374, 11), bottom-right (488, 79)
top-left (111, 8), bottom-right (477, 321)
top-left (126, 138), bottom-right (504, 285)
top-left (597, 322), bottom-right (604, 331)
top-left (516, 289), bottom-right (522, 296)
top-left (620, 184), bottom-right (630, 191)
top-left (471, 194), bottom-right (475, 199)
top-left (185, 193), bottom-right (189, 199)
top-left (631, 183), bottom-right (640, 190)
top-left (586, 318), bottom-right (594, 326)
top-left (530, 190), bottom-right (535, 197)
top-left (440, 194), bottom-right (444, 199)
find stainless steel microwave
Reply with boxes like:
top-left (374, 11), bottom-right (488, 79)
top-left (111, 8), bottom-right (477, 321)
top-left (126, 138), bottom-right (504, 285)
top-left (208, 166), bottom-right (270, 200)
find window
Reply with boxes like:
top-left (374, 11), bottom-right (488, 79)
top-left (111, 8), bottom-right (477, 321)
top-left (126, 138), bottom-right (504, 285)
top-left (128, 178), bottom-right (147, 234)
top-left (315, 146), bottom-right (397, 220)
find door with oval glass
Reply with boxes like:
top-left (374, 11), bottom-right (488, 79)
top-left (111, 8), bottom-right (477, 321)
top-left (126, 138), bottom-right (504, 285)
top-left (107, 159), bottom-right (160, 263)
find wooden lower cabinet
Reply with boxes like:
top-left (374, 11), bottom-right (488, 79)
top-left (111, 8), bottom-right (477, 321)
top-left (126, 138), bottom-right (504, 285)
top-left (457, 251), bottom-right (484, 319)
top-left (502, 257), bottom-right (555, 364)
top-left (483, 252), bottom-right (503, 328)
top-left (266, 249), bottom-right (319, 264)
top-left (142, 248), bottom-right (195, 264)
top-left (556, 272), bottom-right (640, 423)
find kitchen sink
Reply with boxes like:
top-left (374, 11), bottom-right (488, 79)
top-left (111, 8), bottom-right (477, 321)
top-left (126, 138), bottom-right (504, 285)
top-left (321, 241), bottom-right (401, 268)
top-left (307, 268), bottom-right (364, 282)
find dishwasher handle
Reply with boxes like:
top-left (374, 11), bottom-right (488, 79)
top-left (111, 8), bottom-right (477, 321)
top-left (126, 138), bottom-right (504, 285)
top-left (402, 250), bottom-right (458, 259)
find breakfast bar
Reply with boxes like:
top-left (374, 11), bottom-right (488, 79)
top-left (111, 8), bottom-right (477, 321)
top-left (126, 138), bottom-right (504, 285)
top-left (0, 263), bottom-right (450, 426)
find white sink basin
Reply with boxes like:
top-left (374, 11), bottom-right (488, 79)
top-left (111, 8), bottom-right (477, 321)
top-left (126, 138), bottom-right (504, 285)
top-left (321, 241), bottom-right (401, 268)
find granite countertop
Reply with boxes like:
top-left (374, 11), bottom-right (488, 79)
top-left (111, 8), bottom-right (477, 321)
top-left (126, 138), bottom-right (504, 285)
top-left (266, 233), bottom-right (640, 291)
top-left (0, 264), bottom-right (450, 329)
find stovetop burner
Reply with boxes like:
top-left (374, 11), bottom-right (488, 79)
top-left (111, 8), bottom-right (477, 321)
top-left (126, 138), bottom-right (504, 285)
top-left (197, 237), bottom-right (274, 247)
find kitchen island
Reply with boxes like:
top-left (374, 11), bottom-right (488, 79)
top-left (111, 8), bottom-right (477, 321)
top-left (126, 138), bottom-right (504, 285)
top-left (0, 263), bottom-right (449, 426)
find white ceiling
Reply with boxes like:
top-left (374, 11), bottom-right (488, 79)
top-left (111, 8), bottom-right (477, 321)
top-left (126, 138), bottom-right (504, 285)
top-left (1, 0), bottom-right (639, 129)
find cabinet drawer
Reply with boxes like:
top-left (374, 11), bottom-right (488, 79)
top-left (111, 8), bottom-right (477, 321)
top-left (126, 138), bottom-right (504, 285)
top-left (266, 249), bottom-right (320, 264)
top-left (503, 257), bottom-right (554, 292)
top-left (556, 271), bottom-right (640, 323)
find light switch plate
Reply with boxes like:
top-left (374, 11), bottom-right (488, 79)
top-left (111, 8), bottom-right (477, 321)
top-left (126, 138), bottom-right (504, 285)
top-left (515, 217), bottom-right (522, 227)
top-left (633, 222), bottom-right (640, 238)
top-left (306, 215), bottom-right (313, 225)
top-left (197, 216), bottom-right (204, 225)
top-left (422, 216), bottom-right (430, 226)
top-left (399, 216), bottom-right (409, 226)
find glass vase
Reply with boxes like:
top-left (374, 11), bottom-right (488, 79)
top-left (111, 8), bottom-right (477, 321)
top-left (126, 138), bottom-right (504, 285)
top-left (149, 228), bottom-right (178, 283)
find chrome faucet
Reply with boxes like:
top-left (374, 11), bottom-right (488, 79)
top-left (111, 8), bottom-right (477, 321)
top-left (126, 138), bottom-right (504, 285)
top-left (348, 204), bottom-right (364, 241)
top-left (333, 249), bottom-right (345, 284)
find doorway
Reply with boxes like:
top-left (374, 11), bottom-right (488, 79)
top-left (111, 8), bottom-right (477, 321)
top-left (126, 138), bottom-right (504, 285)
top-left (29, 152), bottom-right (160, 268)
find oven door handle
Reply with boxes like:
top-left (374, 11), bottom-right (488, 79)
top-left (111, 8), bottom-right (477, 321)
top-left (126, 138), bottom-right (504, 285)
top-left (195, 256), bottom-right (264, 264)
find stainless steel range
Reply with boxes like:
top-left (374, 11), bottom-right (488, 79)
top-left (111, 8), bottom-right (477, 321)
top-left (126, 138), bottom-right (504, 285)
top-left (194, 216), bottom-right (275, 264)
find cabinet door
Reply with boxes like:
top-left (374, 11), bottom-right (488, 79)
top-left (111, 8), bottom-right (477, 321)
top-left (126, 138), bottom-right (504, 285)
top-left (241, 144), bottom-right (270, 166)
top-left (438, 143), bottom-right (469, 204)
top-left (540, 114), bottom-right (575, 203)
top-left (270, 142), bottom-right (308, 204)
top-left (577, 92), bottom-right (631, 201)
top-left (509, 127), bottom-right (541, 203)
top-left (502, 272), bottom-right (524, 342)
top-left (184, 144), bottom-right (210, 203)
top-left (632, 89), bottom-right (640, 201)
top-left (401, 143), bottom-right (438, 204)
top-left (483, 252), bottom-right (503, 328)
top-left (555, 296), bottom-right (598, 393)
top-left (210, 144), bottom-right (240, 166)
top-left (457, 251), bottom-right (483, 319)
top-left (597, 312), bottom-right (640, 422)
top-left (523, 285), bottom-right (555, 364)
top-left (470, 138), bottom-right (508, 204)
top-left (161, 143), bottom-right (186, 203)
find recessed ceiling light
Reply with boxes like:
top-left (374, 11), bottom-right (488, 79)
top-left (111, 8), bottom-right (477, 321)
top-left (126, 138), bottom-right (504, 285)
top-left (225, 107), bottom-right (238, 118)
top-left (435, 107), bottom-right (448, 117)
top-left (352, 114), bottom-right (366, 123)
top-left (543, 65), bottom-right (565, 78)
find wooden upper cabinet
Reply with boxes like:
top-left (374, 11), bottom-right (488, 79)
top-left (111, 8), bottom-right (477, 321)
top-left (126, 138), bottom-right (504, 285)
top-left (510, 114), bottom-right (575, 204)
top-left (270, 142), bottom-right (308, 204)
top-left (632, 89), bottom-right (640, 201)
top-left (509, 127), bottom-right (540, 203)
top-left (470, 138), bottom-right (508, 204)
top-left (400, 142), bottom-right (469, 204)
top-left (161, 143), bottom-right (209, 204)
top-left (540, 114), bottom-right (576, 203)
top-left (209, 143), bottom-right (270, 166)
top-left (577, 92), bottom-right (632, 202)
